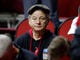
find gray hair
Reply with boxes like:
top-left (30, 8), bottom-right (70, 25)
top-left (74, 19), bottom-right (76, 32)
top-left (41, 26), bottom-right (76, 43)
top-left (0, 34), bottom-right (12, 58)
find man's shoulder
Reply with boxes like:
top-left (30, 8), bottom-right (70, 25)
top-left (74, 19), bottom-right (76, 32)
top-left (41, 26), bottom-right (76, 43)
top-left (17, 32), bottom-right (30, 39)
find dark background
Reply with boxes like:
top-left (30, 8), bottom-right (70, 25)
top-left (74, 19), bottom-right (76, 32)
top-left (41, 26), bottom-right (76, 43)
top-left (0, 0), bottom-right (80, 17)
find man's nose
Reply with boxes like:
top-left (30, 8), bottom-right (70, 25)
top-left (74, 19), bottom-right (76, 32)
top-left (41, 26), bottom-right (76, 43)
top-left (36, 19), bottom-right (41, 25)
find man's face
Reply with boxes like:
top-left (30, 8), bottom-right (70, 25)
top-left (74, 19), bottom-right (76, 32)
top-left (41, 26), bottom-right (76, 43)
top-left (28, 10), bottom-right (49, 31)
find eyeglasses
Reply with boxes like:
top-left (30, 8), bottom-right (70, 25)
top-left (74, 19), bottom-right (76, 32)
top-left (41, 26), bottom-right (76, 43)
top-left (31, 16), bottom-right (47, 22)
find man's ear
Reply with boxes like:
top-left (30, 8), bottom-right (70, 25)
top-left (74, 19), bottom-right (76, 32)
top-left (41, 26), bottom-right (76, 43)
top-left (47, 15), bottom-right (50, 23)
top-left (28, 15), bottom-right (31, 19)
top-left (47, 16), bottom-right (50, 24)
top-left (28, 15), bottom-right (32, 26)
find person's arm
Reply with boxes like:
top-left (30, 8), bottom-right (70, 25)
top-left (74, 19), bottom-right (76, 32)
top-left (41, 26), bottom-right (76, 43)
top-left (12, 45), bottom-right (20, 54)
top-left (13, 43), bottom-right (38, 60)
top-left (12, 34), bottom-right (26, 53)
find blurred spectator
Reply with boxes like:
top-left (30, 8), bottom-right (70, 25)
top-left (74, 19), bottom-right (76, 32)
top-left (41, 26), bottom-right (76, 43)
top-left (70, 26), bottom-right (80, 60)
top-left (68, 6), bottom-right (80, 35)
top-left (48, 36), bottom-right (70, 60)
top-left (0, 34), bottom-right (14, 60)
top-left (0, 34), bottom-right (12, 58)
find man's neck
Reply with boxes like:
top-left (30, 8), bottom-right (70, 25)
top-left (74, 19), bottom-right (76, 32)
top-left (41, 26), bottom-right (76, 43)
top-left (32, 30), bottom-right (45, 40)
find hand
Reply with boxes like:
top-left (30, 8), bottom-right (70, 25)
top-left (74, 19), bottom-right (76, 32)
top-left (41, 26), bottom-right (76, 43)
top-left (12, 45), bottom-right (20, 54)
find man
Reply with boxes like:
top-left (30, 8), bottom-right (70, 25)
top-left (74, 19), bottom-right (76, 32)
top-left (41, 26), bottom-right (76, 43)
top-left (68, 6), bottom-right (80, 35)
top-left (14, 4), bottom-right (55, 60)
top-left (0, 34), bottom-right (15, 60)
top-left (71, 26), bottom-right (80, 60)
top-left (0, 34), bottom-right (12, 58)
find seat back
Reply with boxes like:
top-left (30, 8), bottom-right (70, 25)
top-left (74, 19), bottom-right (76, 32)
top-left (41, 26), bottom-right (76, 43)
top-left (16, 18), bottom-right (55, 38)
top-left (58, 17), bottom-right (75, 41)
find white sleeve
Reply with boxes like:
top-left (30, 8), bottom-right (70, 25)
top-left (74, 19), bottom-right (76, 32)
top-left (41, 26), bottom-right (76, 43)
top-left (68, 17), bottom-right (78, 35)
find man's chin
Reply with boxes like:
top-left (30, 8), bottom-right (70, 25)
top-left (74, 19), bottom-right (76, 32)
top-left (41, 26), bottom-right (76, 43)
top-left (34, 28), bottom-right (43, 32)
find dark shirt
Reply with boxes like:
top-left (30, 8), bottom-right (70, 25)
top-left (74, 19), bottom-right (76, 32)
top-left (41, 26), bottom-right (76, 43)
top-left (71, 35), bottom-right (80, 60)
top-left (16, 48), bottom-right (38, 60)
top-left (14, 29), bottom-right (55, 60)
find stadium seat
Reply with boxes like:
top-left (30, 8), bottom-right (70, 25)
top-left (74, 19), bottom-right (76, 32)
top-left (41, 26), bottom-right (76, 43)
top-left (58, 17), bottom-right (75, 41)
top-left (16, 18), bottom-right (55, 38)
